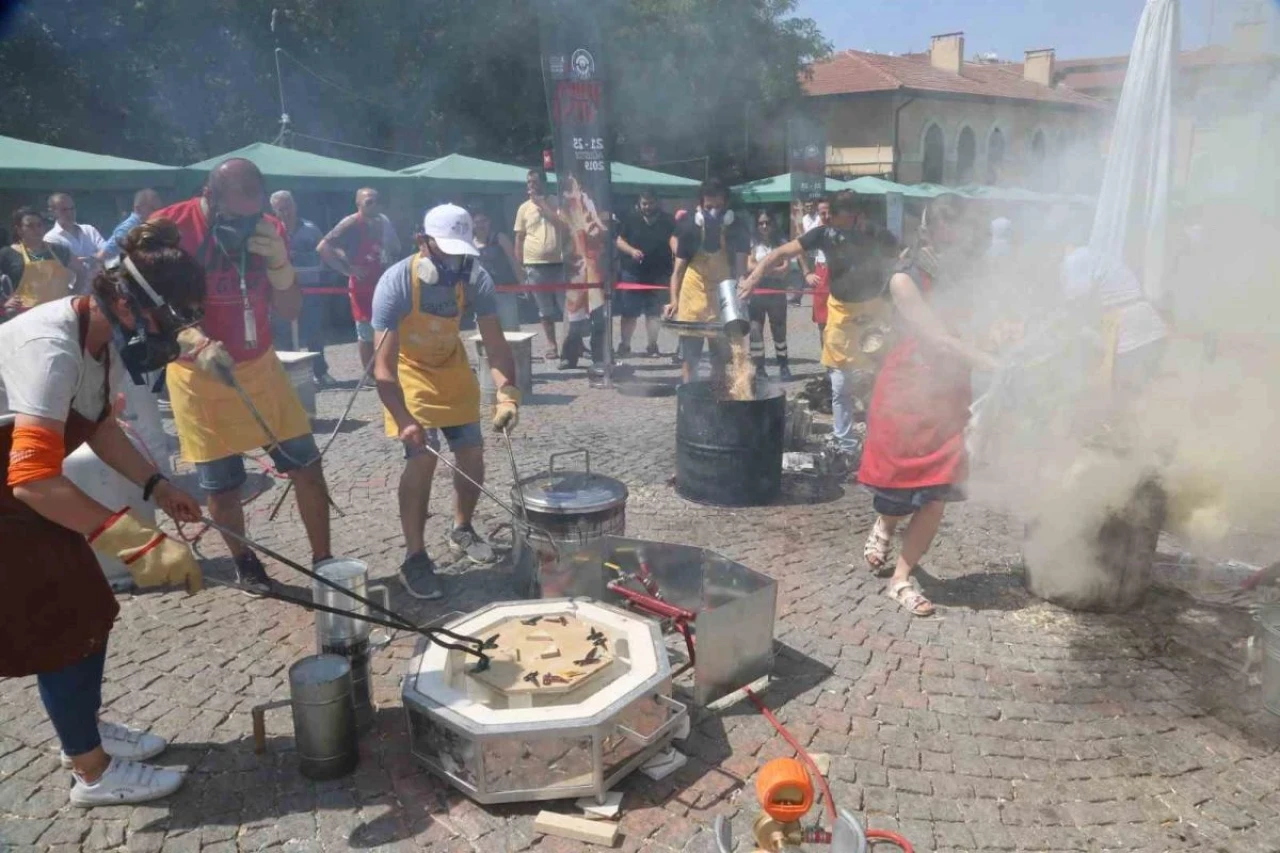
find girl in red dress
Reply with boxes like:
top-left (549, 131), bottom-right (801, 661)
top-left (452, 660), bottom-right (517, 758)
top-left (856, 195), bottom-right (998, 616)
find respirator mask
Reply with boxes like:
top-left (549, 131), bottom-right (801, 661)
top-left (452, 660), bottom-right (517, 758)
top-left (695, 206), bottom-right (733, 252)
top-left (100, 255), bottom-right (202, 385)
top-left (415, 247), bottom-right (475, 289)
top-left (211, 208), bottom-right (263, 255)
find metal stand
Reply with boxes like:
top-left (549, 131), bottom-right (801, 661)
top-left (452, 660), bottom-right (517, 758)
top-left (600, 275), bottom-right (614, 389)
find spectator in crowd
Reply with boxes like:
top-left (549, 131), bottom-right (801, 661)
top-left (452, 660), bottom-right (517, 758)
top-left (615, 188), bottom-right (673, 357)
top-left (44, 193), bottom-right (105, 282)
top-left (153, 158), bottom-right (332, 595)
top-left (1, 206), bottom-right (79, 317)
top-left (514, 170), bottom-right (569, 362)
top-left (318, 187), bottom-right (401, 379)
top-left (744, 211), bottom-right (790, 380)
top-left (665, 179), bottom-right (749, 385)
top-left (471, 209), bottom-right (522, 331)
top-left (102, 189), bottom-right (163, 258)
top-left (805, 198), bottom-right (832, 341)
top-left (269, 191), bottom-right (333, 385)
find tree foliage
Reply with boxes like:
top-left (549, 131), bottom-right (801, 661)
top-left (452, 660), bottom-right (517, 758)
top-left (0, 0), bottom-right (828, 178)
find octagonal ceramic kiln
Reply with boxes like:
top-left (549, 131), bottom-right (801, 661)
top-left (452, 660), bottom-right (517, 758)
top-left (402, 598), bottom-right (685, 804)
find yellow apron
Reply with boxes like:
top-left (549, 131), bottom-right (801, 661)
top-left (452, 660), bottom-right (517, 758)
top-left (821, 294), bottom-right (888, 369)
top-left (676, 244), bottom-right (728, 324)
top-left (383, 254), bottom-right (479, 435)
top-left (167, 349), bottom-right (311, 464)
top-left (13, 244), bottom-right (75, 308)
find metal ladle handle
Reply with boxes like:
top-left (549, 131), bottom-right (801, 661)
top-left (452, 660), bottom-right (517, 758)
top-left (549, 448), bottom-right (590, 475)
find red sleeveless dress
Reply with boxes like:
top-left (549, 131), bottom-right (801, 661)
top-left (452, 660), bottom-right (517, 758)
top-left (857, 263), bottom-right (972, 498)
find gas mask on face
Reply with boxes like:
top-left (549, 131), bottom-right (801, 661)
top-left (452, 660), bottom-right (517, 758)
top-left (211, 208), bottom-right (263, 255)
top-left (415, 247), bottom-right (476, 289)
top-left (100, 255), bottom-right (201, 385)
top-left (695, 206), bottom-right (733, 253)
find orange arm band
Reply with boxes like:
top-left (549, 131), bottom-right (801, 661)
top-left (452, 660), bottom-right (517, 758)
top-left (7, 424), bottom-right (66, 487)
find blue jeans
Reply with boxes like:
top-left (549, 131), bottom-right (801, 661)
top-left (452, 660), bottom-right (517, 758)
top-left (195, 433), bottom-right (322, 494)
top-left (829, 365), bottom-right (862, 454)
top-left (38, 646), bottom-right (107, 757)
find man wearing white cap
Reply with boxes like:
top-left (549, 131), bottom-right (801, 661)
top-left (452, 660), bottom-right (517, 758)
top-left (372, 204), bottom-right (521, 600)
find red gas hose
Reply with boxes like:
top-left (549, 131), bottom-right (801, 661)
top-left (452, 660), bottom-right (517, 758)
top-left (744, 686), bottom-right (913, 852)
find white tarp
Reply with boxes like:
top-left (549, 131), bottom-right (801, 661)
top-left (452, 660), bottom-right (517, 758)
top-left (1087, 0), bottom-right (1180, 304)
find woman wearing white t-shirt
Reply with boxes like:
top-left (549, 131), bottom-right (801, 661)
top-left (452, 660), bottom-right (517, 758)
top-left (0, 220), bottom-right (208, 806)
top-left (746, 212), bottom-right (791, 379)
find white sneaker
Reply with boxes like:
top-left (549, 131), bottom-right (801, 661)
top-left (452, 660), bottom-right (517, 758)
top-left (60, 721), bottom-right (167, 768)
top-left (69, 758), bottom-right (184, 807)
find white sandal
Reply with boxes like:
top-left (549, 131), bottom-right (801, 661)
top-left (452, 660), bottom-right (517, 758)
top-left (863, 518), bottom-right (892, 570)
top-left (887, 579), bottom-right (934, 617)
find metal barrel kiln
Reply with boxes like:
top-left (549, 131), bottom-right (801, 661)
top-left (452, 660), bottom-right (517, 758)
top-left (676, 380), bottom-right (785, 506)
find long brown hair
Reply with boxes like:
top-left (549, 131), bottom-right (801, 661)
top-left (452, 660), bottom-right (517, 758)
top-left (92, 219), bottom-right (206, 312)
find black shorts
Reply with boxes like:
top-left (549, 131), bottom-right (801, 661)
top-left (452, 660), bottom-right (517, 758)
top-left (616, 285), bottom-right (666, 318)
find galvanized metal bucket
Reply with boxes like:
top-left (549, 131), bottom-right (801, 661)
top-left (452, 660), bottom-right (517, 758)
top-left (716, 279), bottom-right (749, 337)
top-left (312, 558), bottom-right (390, 733)
top-left (1257, 605), bottom-right (1280, 715)
top-left (289, 654), bottom-right (359, 780)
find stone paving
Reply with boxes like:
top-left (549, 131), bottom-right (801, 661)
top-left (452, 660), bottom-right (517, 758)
top-left (3, 314), bottom-right (1280, 853)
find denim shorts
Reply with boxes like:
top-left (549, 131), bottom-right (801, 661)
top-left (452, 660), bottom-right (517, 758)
top-left (196, 433), bottom-right (321, 494)
top-left (354, 320), bottom-right (375, 343)
top-left (404, 422), bottom-right (484, 459)
top-left (866, 484), bottom-right (966, 517)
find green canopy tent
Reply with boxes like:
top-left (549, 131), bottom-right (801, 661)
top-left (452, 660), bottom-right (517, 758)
top-left (186, 142), bottom-right (403, 193)
top-left (398, 153), bottom-right (531, 195)
top-left (0, 135), bottom-right (183, 191)
top-left (845, 176), bottom-right (941, 199)
top-left (732, 173), bottom-right (850, 205)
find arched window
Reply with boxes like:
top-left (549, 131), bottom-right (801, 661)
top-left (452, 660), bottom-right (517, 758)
top-left (956, 127), bottom-right (976, 184)
top-left (987, 128), bottom-right (1005, 184)
top-left (922, 124), bottom-right (944, 184)
top-left (1030, 129), bottom-right (1048, 188)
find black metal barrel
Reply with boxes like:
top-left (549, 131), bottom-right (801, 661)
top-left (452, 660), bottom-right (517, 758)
top-left (676, 380), bottom-right (785, 506)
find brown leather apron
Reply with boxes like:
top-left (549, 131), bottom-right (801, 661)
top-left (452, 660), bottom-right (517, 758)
top-left (0, 297), bottom-right (120, 677)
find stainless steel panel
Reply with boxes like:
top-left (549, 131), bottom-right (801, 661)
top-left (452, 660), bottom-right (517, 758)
top-left (481, 734), bottom-right (595, 795)
top-left (695, 571), bottom-right (777, 705)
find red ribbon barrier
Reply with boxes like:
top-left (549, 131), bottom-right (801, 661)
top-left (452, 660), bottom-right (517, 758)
top-left (303, 281), bottom-right (815, 297)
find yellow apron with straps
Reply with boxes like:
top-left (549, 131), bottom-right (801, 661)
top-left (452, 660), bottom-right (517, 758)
top-left (821, 294), bottom-right (889, 370)
top-left (13, 243), bottom-right (75, 308)
top-left (167, 349), bottom-right (311, 464)
top-left (383, 253), bottom-right (480, 435)
top-left (676, 243), bottom-right (728, 324)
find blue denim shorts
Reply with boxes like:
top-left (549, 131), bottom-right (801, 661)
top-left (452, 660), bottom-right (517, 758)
top-left (404, 422), bottom-right (484, 459)
top-left (196, 433), bottom-right (321, 494)
top-left (865, 484), bottom-right (966, 517)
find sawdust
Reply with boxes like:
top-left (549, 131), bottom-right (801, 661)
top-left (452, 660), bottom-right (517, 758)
top-left (726, 333), bottom-right (754, 401)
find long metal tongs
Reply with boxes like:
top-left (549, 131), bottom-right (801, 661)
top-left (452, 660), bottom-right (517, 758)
top-left (192, 516), bottom-right (490, 667)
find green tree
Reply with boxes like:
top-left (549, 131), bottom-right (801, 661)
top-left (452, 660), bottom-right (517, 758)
top-left (0, 0), bottom-right (827, 177)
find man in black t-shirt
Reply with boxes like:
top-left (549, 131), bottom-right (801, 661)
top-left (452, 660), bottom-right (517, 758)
top-left (740, 190), bottom-right (898, 457)
top-left (614, 189), bottom-right (674, 357)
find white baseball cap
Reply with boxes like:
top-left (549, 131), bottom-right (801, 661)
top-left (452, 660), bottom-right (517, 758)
top-left (422, 204), bottom-right (479, 257)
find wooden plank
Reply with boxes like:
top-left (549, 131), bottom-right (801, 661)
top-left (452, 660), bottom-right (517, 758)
top-left (534, 810), bottom-right (620, 846)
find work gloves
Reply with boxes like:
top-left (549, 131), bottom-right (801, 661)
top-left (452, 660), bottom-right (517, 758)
top-left (176, 328), bottom-right (235, 385)
top-left (248, 219), bottom-right (296, 291)
top-left (89, 510), bottom-right (203, 594)
top-left (492, 385), bottom-right (521, 433)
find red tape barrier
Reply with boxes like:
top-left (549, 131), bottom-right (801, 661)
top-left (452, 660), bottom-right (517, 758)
top-left (304, 281), bottom-right (815, 297)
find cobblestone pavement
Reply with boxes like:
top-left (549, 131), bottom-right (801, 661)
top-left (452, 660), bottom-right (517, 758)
top-left (3, 314), bottom-right (1280, 853)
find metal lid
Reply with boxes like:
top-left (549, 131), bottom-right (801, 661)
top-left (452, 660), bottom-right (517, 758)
top-left (514, 470), bottom-right (628, 514)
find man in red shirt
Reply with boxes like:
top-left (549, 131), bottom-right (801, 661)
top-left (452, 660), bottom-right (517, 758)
top-left (318, 188), bottom-right (400, 378)
top-left (154, 158), bottom-right (332, 594)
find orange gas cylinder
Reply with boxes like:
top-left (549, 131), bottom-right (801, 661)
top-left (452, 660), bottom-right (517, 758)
top-left (755, 757), bottom-right (814, 824)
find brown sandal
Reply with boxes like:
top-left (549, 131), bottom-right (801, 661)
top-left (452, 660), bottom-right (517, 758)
top-left (887, 579), bottom-right (934, 617)
top-left (864, 518), bottom-right (892, 570)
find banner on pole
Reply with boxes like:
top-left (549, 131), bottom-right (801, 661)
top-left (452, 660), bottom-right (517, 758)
top-left (788, 116), bottom-right (827, 202)
top-left (538, 0), bottom-right (614, 324)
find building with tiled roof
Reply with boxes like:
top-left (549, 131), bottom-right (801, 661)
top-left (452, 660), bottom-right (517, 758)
top-left (802, 32), bottom-right (1110, 191)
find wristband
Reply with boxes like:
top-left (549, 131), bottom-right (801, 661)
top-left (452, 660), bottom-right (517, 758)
top-left (142, 473), bottom-right (168, 502)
